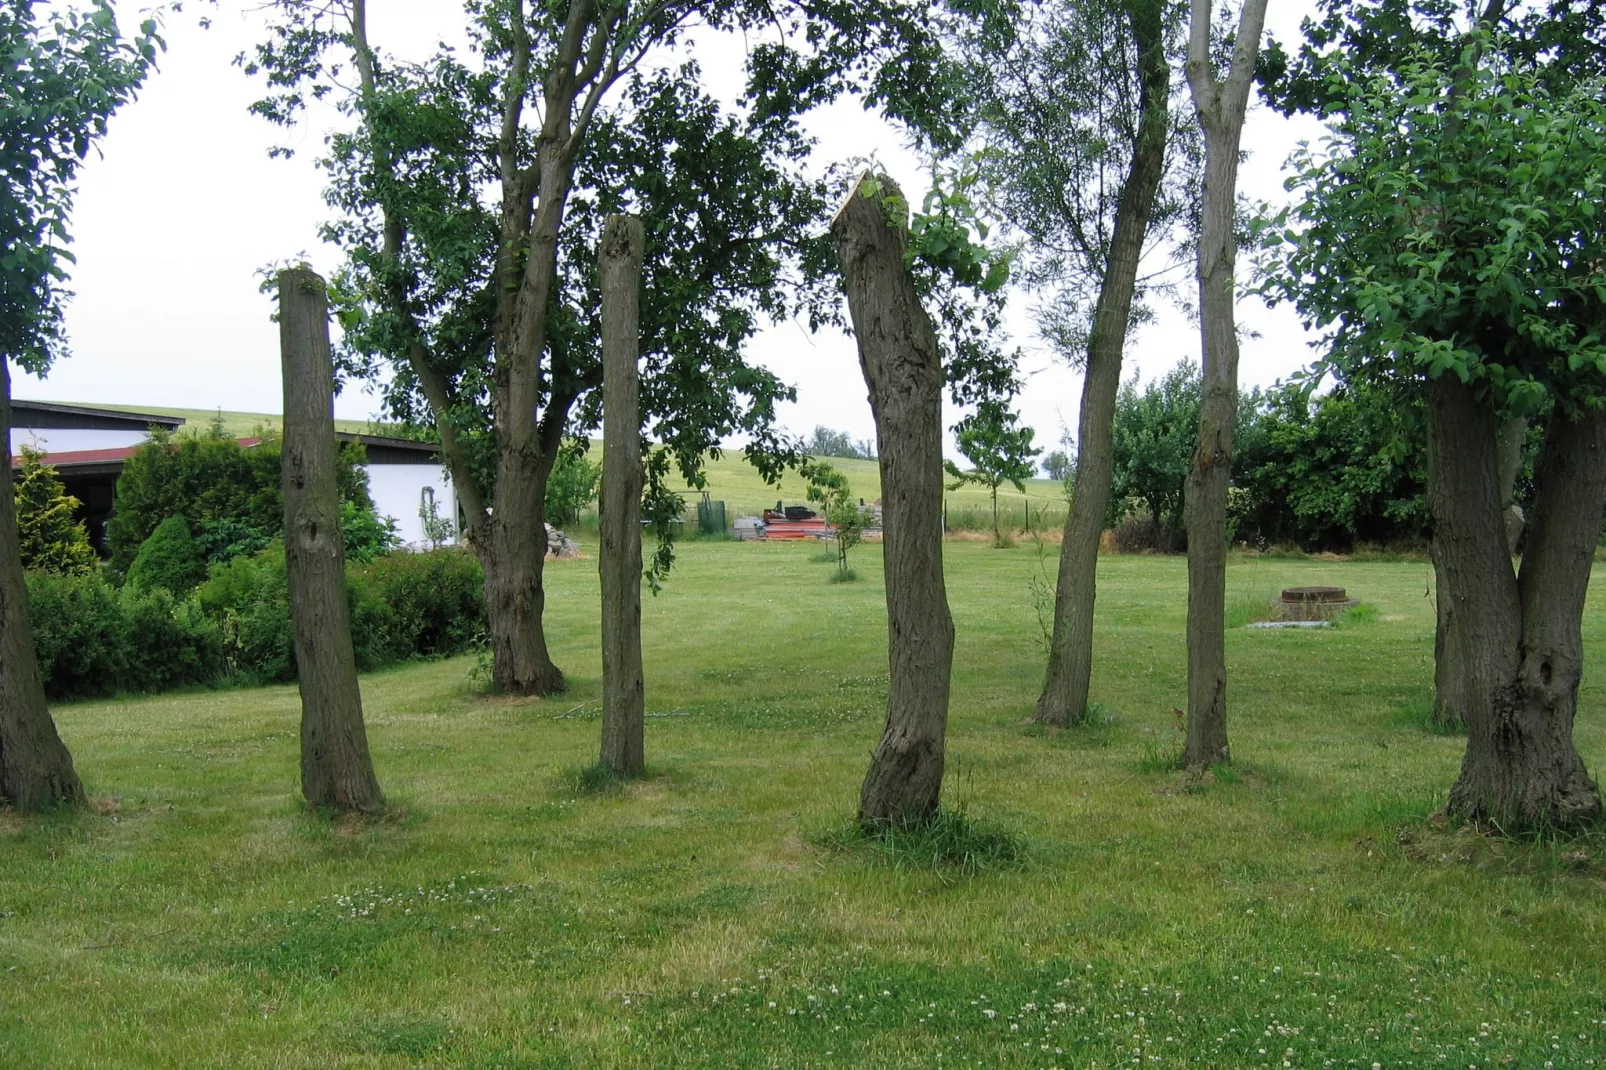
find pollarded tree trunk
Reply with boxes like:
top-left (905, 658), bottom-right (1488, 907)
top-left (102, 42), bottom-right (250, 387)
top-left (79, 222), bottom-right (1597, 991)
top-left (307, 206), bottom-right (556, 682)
top-left (597, 215), bottom-right (646, 777)
top-left (1429, 376), bottom-right (1605, 831)
top-left (0, 359), bottom-right (84, 810)
top-left (1180, 0), bottom-right (1267, 771)
top-left (833, 173), bottom-right (955, 827)
top-left (1036, 0), bottom-right (1173, 727)
top-left (1432, 414), bottom-right (1524, 732)
top-left (279, 269), bottom-right (385, 813)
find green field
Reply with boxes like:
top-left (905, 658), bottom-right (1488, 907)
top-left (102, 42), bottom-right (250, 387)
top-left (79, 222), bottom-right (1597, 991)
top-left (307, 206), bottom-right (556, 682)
top-left (3, 542), bottom-right (1603, 1066)
top-left (71, 402), bottom-right (1070, 524)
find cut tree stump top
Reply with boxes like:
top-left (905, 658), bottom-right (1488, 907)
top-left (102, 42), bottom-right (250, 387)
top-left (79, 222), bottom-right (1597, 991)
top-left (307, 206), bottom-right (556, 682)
top-left (1280, 586), bottom-right (1349, 603)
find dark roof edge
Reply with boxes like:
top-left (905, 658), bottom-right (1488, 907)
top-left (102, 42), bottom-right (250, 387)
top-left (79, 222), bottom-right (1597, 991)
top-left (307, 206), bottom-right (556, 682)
top-left (335, 432), bottom-right (441, 452)
top-left (13, 400), bottom-right (186, 427)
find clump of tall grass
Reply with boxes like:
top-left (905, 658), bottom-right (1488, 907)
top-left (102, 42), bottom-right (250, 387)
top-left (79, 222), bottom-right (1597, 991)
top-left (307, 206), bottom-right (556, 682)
top-left (816, 806), bottom-right (1025, 877)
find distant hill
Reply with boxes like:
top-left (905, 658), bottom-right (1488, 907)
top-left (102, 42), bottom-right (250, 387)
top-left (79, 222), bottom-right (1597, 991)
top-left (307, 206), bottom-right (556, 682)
top-left (60, 403), bottom-right (1070, 521)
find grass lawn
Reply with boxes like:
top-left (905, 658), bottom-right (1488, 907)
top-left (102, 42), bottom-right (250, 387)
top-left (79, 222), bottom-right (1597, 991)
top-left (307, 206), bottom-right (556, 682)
top-left (3, 542), bottom-right (1604, 1067)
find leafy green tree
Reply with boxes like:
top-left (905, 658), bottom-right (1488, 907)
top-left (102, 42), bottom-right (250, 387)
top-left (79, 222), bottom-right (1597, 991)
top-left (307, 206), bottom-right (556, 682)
top-left (1261, 37), bottom-right (1606, 830)
top-left (243, 0), bottom-right (946, 696)
top-left (802, 460), bottom-right (864, 580)
top-left (945, 401), bottom-right (1040, 546)
top-left (1109, 360), bottom-right (1200, 550)
top-left (922, 0), bottom-right (1191, 725)
top-left (804, 426), bottom-right (876, 461)
top-left (544, 448), bottom-right (601, 528)
top-left (13, 446), bottom-right (96, 574)
top-left (0, 0), bottom-right (158, 809)
top-left (126, 515), bottom-right (209, 596)
top-left (1040, 449), bottom-right (1072, 483)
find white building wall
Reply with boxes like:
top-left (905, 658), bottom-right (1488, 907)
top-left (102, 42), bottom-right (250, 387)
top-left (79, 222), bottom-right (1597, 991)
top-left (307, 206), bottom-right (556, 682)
top-left (365, 463), bottom-right (458, 548)
top-left (9, 428), bottom-right (151, 456)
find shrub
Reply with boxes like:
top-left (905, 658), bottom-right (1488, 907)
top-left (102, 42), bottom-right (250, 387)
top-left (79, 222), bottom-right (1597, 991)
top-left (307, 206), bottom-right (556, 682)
top-left (545, 448), bottom-right (601, 526)
top-left (26, 571), bottom-right (223, 700)
top-left (126, 515), bottom-right (209, 595)
top-left (14, 446), bottom-right (96, 574)
top-left (341, 499), bottom-right (401, 563)
top-left (1109, 515), bottom-right (1159, 554)
top-left (196, 545), bottom-right (484, 683)
top-left (108, 428), bottom-right (373, 573)
top-left (357, 548), bottom-right (484, 658)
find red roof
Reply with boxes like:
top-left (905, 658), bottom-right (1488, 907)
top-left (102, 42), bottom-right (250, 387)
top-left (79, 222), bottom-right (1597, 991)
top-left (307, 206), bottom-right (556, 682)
top-left (12, 437), bottom-right (264, 469)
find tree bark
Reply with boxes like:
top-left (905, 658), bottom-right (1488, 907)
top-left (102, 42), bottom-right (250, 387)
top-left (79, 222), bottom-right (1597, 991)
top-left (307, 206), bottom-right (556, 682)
top-left (1431, 414), bottom-right (1525, 731)
top-left (1036, 0), bottom-right (1172, 727)
top-left (0, 358), bottom-right (84, 810)
top-left (597, 215), bottom-right (646, 777)
top-left (833, 174), bottom-right (955, 826)
top-left (1180, 0), bottom-right (1267, 770)
top-left (279, 268), bottom-right (385, 813)
top-left (1429, 377), bottom-right (1604, 831)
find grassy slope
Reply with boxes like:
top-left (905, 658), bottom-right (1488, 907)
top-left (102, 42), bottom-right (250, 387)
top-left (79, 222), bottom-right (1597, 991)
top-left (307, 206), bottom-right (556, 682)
top-left (3, 543), bottom-right (1603, 1066)
top-left (74, 403), bottom-right (1070, 520)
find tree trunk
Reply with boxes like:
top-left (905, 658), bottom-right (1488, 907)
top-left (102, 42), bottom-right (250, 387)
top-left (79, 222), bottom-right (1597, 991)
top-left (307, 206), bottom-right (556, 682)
top-left (1429, 377), bottom-right (1605, 831)
top-left (1431, 414), bottom-right (1526, 732)
top-left (1036, 0), bottom-right (1172, 727)
top-left (0, 359), bottom-right (84, 811)
top-left (833, 173), bottom-right (955, 827)
top-left (1181, 0), bottom-right (1267, 771)
top-left (597, 215), bottom-right (646, 777)
top-left (279, 269), bottom-right (385, 813)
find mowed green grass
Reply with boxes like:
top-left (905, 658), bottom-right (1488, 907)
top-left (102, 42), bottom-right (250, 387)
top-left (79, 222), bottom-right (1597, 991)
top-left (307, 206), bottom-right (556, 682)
top-left (3, 543), bottom-right (1604, 1068)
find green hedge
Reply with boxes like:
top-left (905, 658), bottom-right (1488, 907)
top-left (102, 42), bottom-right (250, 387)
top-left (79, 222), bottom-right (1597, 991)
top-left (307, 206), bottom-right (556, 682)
top-left (26, 547), bottom-right (487, 700)
top-left (27, 573), bottom-right (225, 700)
top-left (196, 545), bottom-right (485, 684)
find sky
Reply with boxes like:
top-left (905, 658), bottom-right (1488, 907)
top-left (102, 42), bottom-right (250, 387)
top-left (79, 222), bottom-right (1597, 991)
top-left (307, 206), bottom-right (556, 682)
top-left (46, 0), bottom-right (1327, 459)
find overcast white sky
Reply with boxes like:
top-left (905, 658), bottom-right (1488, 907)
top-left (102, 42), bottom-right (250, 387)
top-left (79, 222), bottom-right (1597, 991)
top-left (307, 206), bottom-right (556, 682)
top-left (45, 0), bottom-right (1325, 457)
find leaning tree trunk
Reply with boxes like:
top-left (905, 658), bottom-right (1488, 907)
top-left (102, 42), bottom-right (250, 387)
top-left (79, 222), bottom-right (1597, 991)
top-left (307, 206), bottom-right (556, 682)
top-left (1180, 0), bottom-right (1267, 771)
top-left (1429, 376), bottom-right (1605, 831)
top-left (279, 269), bottom-right (385, 813)
top-left (833, 173), bottom-right (955, 826)
top-left (1431, 414), bottom-right (1526, 732)
top-left (597, 215), bottom-right (646, 777)
top-left (0, 359), bottom-right (84, 810)
top-left (1036, 0), bottom-right (1172, 727)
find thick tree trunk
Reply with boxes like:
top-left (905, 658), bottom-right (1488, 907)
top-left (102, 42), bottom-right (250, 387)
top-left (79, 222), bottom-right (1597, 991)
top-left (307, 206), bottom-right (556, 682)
top-left (833, 174), bottom-right (955, 826)
top-left (1431, 414), bottom-right (1526, 732)
top-left (1036, 1), bottom-right (1172, 727)
top-left (1430, 377), bottom-right (1605, 831)
top-left (0, 359), bottom-right (84, 811)
top-left (597, 215), bottom-right (646, 777)
top-left (279, 269), bottom-right (385, 813)
top-left (1181, 0), bottom-right (1266, 771)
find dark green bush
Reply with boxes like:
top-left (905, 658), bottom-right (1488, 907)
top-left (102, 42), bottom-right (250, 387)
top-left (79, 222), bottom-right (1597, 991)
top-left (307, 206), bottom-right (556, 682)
top-left (27, 571), bottom-right (224, 700)
top-left (358, 548), bottom-right (484, 658)
top-left (196, 545), bottom-right (483, 683)
top-left (126, 515), bottom-right (209, 595)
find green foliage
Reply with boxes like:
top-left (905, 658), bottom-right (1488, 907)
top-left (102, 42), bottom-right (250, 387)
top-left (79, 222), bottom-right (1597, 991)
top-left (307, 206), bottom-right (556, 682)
top-left (0, 0), bottom-right (159, 373)
top-left (544, 447), bottom-right (601, 527)
top-left (1040, 449), bottom-right (1072, 483)
top-left (196, 545), bottom-right (485, 684)
top-left (1233, 379), bottom-right (1428, 550)
top-left (340, 499), bottom-right (399, 563)
top-left (1109, 360), bottom-right (1201, 550)
top-left (803, 426), bottom-right (876, 460)
top-left (26, 571), bottom-right (223, 700)
top-left (946, 401), bottom-right (1040, 546)
top-left (13, 445), bottom-right (95, 573)
top-left (107, 430), bottom-right (373, 573)
top-left (1259, 37), bottom-right (1606, 417)
top-left (125, 515), bottom-right (208, 595)
top-left (801, 459), bottom-right (866, 580)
